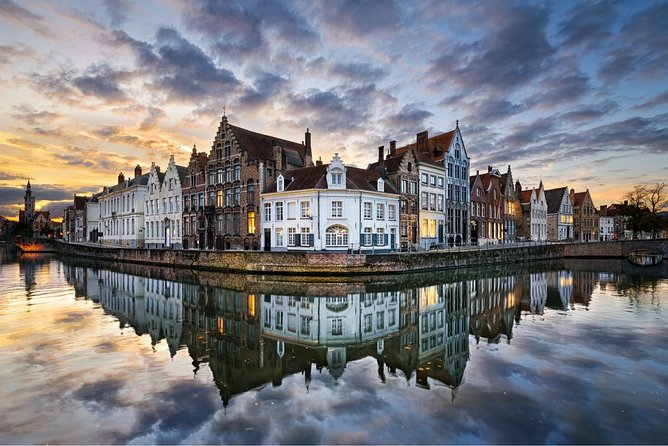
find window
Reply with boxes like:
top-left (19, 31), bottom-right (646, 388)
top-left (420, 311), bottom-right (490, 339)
top-left (216, 190), bottom-right (223, 207)
top-left (430, 175), bottom-right (436, 186)
top-left (233, 159), bottom-right (240, 181)
top-left (277, 176), bottom-right (284, 191)
top-left (401, 179), bottom-right (408, 193)
top-left (364, 314), bottom-right (372, 333)
top-left (275, 202), bottom-right (283, 221)
top-left (331, 318), bottom-right (343, 336)
top-left (331, 201), bottom-right (343, 218)
top-left (264, 203), bottom-right (271, 222)
top-left (198, 193), bottom-right (204, 208)
top-left (388, 205), bottom-right (396, 221)
top-left (410, 181), bottom-right (417, 194)
top-left (325, 225), bottom-right (348, 246)
top-left (233, 216), bottom-right (240, 235)
top-left (377, 311), bottom-right (385, 330)
top-left (438, 177), bottom-right (444, 188)
top-left (225, 162), bottom-right (231, 182)
top-left (363, 227), bottom-right (372, 246)
top-left (421, 173), bottom-right (428, 185)
top-left (301, 201), bottom-right (310, 218)
top-left (332, 170), bottom-right (342, 185)
top-left (275, 228), bottom-right (284, 246)
top-left (430, 193), bottom-right (436, 211)
top-left (275, 311), bottom-right (284, 330)
top-left (247, 180), bottom-right (255, 203)
top-left (437, 195), bottom-right (444, 212)
top-left (224, 141), bottom-right (231, 157)
top-left (247, 211), bottom-right (255, 234)
top-left (376, 227), bottom-right (385, 245)
top-left (363, 202), bottom-right (372, 219)
top-left (376, 203), bottom-right (384, 220)
top-left (225, 188), bottom-right (232, 207)
top-left (288, 227), bottom-right (296, 246)
top-left (300, 227), bottom-right (311, 247)
top-left (208, 167), bottom-right (214, 185)
top-left (421, 192), bottom-right (428, 210)
top-left (300, 315), bottom-right (310, 336)
top-left (217, 214), bottom-right (223, 234)
top-left (234, 187), bottom-right (240, 205)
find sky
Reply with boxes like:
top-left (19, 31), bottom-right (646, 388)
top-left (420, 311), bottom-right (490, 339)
top-left (1, 0), bottom-right (667, 220)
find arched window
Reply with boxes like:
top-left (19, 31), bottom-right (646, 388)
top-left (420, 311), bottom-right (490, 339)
top-left (407, 162), bottom-right (412, 172)
top-left (224, 141), bottom-right (231, 157)
top-left (325, 225), bottom-right (348, 247)
top-left (208, 166), bottom-right (214, 185)
top-left (225, 161), bottom-right (231, 182)
top-left (217, 164), bottom-right (223, 184)
top-left (233, 159), bottom-right (240, 181)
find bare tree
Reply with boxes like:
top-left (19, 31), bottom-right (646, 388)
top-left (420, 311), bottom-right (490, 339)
top-left (625, 184), bottom-right (648, 208)
top-left (647, 182), bottom-right (666, 215)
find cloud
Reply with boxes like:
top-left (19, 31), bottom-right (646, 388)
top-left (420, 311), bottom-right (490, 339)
top-left (110, 27), bottom-right (240, 102)
top-left (238, 71), bottom-right (289, 109)
top-left (633, 90), bottom-right (668, 110)
top-left (103, 0), bottom-right (132, 27)
top-left (0, 0), bottom-right (52, 35)
top-left (139, 106), bottom-right (167, 131)
top-left (306, 57), bottom-right (389, 84)
top-left (29, 64), bottom-right (133, 105)
top-left (312, 0), bottom-right (402, 44)
top-left (598, 2), bottom-right (668, 84)
top-left (0, 44), bottom-right (35, 66)
top-left (10, 104), bottom-right (62, 125)
top-left (557, 0), bottom-right (620, 49)
top-left (428, 3), bottom-right (555, 94)
top-left (181, 0), bottom-right (318, 60)
top-left (384, 104), bottom-right (433, 134)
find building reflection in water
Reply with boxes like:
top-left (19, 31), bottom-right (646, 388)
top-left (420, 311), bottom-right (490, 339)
top-left (58, 258), bottom-right (616, 408)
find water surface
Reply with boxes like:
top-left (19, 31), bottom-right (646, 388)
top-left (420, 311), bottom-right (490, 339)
top-left (0, 247), bottom-right (666, 444)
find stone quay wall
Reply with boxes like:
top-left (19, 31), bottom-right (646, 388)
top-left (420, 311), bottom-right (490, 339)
top-left (54, 239), bottom-right (668, 276)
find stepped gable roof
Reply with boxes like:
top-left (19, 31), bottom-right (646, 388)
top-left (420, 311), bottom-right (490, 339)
top-left (394, 145), bottom-right (442, 168)
top-left (544, 187), bottom-right (568, 214)
top-left (520, 189), bottom-right (534, 204)
top-left (73, 195), bottom-right (88, 210)
top-left (176, 165), bottom-right (188, 184)
top-left (228, 124), bottom-right (306, 163)
top-left (264, 164), bottom-right (398, 194)
top-left (572, 191), bottom-right (588, 207)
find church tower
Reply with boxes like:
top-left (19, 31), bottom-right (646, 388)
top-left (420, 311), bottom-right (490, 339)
top-left (24, 180), bottom-right (35, 223)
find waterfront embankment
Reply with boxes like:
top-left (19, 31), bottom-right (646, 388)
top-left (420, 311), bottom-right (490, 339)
top-left (53, 239), bottom-right (668, 276)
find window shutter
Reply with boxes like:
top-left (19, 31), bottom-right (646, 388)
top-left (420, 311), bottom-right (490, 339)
top-left (372, 234), bottom-right (378, 246)
top-left (308, 234), bottom-right (314, 247)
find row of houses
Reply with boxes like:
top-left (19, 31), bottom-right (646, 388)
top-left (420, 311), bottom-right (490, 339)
top-left (61, 116), bottom-right (626, 250)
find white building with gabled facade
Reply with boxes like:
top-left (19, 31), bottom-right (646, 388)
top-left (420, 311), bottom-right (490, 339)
top-left (145, 155), bottom-right (187, 249)
top-left (518, 181), bottom-right (548, 241)
top-left (99, 165), bottom-right (148, 248)
top-left (261, 153), bottom-right (400, 252)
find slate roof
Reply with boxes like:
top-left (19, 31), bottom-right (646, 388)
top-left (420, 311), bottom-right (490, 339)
top-left (571, 191), bottom-right (589, 207)
top-left (105, 173), bottom-right (150, 194)
top-left (368, 151), bottom-right (408, 175)
top-left (176, 165), bottom-right (188, 184)
top-left (544, 187), bottom-right (569, 214)
top-left (228, 124), bottom-right (306, 164)
top-left (520, 189), bottom-right (534, 204)
top-left (264, 164), bottom-right (398, 194)
top-left (398, 129), bottom-right (457, 162)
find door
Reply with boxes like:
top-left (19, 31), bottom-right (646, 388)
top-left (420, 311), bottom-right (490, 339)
top-left (264, 229), bottom-right (271, 251)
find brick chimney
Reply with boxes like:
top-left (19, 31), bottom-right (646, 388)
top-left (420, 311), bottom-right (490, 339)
top-left (134, 164), bottom-right (142, 179)
top-left (118, 172), bottom-right (124, 184)
top-left (316, 157), bottom-right (323, 166)
top-left (304, 128), bottom-right (313, 167)
top-left (389, 140), bottom-right (396, 157)
top-left (378, 146), bottom-right (385, 163)
top-left (416, 131), bottom-right (428, 154)
top-left (600, 205), bottom-right (607, 216)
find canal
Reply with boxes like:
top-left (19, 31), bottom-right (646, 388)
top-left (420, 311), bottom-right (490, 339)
top-left (1, 247), bottom-right (666, 444)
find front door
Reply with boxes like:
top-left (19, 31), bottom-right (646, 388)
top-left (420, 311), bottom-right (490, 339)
top-left (264, 229), bottom-right (271, 251)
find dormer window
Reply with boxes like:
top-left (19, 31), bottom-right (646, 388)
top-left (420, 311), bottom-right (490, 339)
top-left (327, 153), bottom-right (346, 189)
top-left (277, 175), bottom-right (284, 192)
top-left (377, 177), bottom-right (384, 191)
